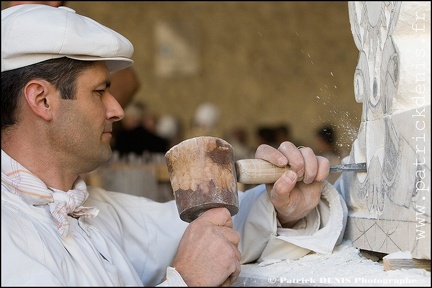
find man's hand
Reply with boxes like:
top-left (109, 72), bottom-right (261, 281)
top-left (171, 207), bottom-right (241, 286)
top-left (255, 141), bottom-right (330, 227)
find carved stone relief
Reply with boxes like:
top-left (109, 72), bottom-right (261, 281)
top-left (338, 2), bottom-right (430, 259)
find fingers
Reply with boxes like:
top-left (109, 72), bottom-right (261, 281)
top-left (216, 226), bottom-right (241, 252)
top-left (277, 142), bottom-right (330, 184)
top-left (198, 207), bottom-right (233, 228)
top-left (297, 146), bottom-right (317, 184)
top-left (256, 142), bottom-right (320, 182)
top-left (223, 240), bottom-right (241, 287)
top-left (201, 210), bottom-right (241, 286)
top-left (195, 208), bottom-right (241, 258)
top-left (221, 260), bottom-right (241, 287)
top-left (316, 156), bottom-right (330, 181)
top-left (270, 170), bottom-right (298, 200)
top-left (173, 207), bottom-right (241, 286)
top-left (277, 142), bottom-right (306, 175)
top-left (255, 144), bottom-right (289, 167)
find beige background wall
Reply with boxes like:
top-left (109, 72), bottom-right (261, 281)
top-left (2, 1), bottom-right (362, 153)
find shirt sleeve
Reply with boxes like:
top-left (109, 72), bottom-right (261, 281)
top-left (234, 181), bottom-right (347, 263)
top-left (157, 267), bottom-right (188, 287)
top-left (86, 188), bottom-right (189, 286)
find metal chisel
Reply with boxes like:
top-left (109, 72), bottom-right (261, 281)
top-left (329, 162), bottom-right (367, 173)
top-left (235, 159), bottom-right (367, 184)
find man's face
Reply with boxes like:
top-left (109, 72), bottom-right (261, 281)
top-left (49, 61), bottom-right (124, 174)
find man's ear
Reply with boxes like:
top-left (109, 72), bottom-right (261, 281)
top-left (23, 80), bottom-right (55, 121)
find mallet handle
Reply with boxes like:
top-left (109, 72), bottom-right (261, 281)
top-left (235, 159), bottom-right (298, 184)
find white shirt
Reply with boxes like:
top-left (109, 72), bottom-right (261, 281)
top-left (1, 157), bottom-right (346, 286)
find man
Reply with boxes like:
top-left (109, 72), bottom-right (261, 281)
top-left (1, 4), bottom-right (347, 286)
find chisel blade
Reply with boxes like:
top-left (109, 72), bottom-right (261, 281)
top-left (329, 162), bottom-right (367, 173)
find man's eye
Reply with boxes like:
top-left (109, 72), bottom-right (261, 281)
top-left (95, 90), bottom-right (105, 96)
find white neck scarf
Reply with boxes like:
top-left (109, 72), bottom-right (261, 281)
top-left (1, 150), bottom-right (99, 237)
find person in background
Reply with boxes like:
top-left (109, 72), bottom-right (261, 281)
top-left (255, 125), bottom-right (277, 148)
top-left (274, 123), bottom-right (297, 147)
top-left (225, 126), bottom-right (254, 161)
top-left (112, 102), bottom-right (170, 157)
top-left (1, 4), bottom-right (347, 286)
top-left (273, 123), bottom-right (289, 142)
top-left (8, 0), bottom-right (141, 110)
top-left (225, 126), bottom-right (255, 192)
top-left (314, 124), bottom-right (342, 184)
top-left (188, 102), bottom-right (222, 138)
top-left (156, 114), bottom-right (184, 148)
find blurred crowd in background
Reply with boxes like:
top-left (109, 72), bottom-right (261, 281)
top-left (110, 100), bottom-right (345, 185)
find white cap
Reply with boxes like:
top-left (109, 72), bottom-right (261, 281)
top-left (1, 4), bottom-right (134, 73)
